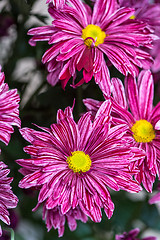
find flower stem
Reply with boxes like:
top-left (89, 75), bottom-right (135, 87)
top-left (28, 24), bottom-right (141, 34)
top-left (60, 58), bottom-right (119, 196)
top-left (11, 229), bottom-right (15, 240)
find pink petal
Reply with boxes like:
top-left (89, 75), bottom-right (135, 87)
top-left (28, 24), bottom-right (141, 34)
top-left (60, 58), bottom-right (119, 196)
top-left (111, 78), bottom-right (127, 109)
top-left (125, 74), bottom-right (140, 120)
top-left (138, 70), bottom-right (153, 119)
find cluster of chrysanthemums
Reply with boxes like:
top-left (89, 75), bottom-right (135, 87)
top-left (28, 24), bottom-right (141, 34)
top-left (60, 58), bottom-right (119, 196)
top-left (0, 0), bottom-right (160, 238)
top-left (0, 67), bottom-right (20, 236)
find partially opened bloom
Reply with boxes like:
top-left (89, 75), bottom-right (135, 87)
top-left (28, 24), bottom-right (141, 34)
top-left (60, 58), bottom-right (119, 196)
top-left (28, 0), bottom-right (156, 94)
top-left (116, 228), bottom-right (157, 240)
top-left (0, 161), bottom-right (18, 236)
top-left (0, 66), bottom-right (20, 147)
top-left (17, 101), bottom-right (144, 236)
top-left (84, 70), bottom-right (160, 192)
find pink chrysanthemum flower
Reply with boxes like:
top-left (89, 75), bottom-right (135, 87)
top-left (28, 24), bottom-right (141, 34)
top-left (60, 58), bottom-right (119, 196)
top-left (17, 101), bottom-right (144, 236)
top-left (118, 0), bottom-right (160, 29)
top-left (116, 228), bottom-right (157, 240)
top-left (0, 161), bottom-right (18, 236)
top-left (119, 0), bottom-right (160, 73)
top-left (84, 70), bottom-right (160, 192)
top-left (28, 0), bottom-right (156, 94)
top-left (0, 66), bottom-right (21, 147)
top-left (46, 0), bottom-right (66, 9)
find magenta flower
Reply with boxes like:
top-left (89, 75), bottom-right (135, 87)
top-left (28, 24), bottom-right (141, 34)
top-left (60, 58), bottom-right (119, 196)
top-left (84, 70), bottom-right (160, 192)
top-left (0, 161), bottom-right (18, 236)
top-left (116, 228), bottom-right (157, 240)
top-left (17, 101), bottom-right (144, 236)
top-left (28, 0), bottom-right (156, 94)
top-left (119, 0), bottom-right (160, 73)
top-left (118, 0), bottom-right (160, 29)
top-left (0, 67), bottom-right (20, 147)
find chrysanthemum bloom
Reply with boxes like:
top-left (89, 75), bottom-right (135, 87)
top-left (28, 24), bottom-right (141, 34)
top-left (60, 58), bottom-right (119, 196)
top-left (0, 66), bottom-right (21, 147)
top-left (46, 0), bottom-right (66, 9)
top-left (17, 101), bottom-right (144, 236)
top-left (118, 0), bottom-right (160, 29)
top-left (28, 0), bottom-right (156, 94)
top-left (119, 0), bottom-right (160, 73)
top-left (0, 161), bottom-right (18, 236)
top-left (116, 228), bottom-right (157, 240)
top-left (84, 70), bottom-right (160, 192)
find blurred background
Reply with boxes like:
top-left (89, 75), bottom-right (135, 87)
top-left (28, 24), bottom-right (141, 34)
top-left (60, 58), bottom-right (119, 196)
top-left (0, 0), bottom-right (160, 239)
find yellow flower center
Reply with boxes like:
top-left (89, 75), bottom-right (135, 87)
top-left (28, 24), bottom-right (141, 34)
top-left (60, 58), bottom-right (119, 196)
top-left (131, 119), bottom-right (155, 143)
top-left (67, 151), bottom-right (91, 173)
top-left (82, 24), bottom-right (106, 47)
top-left (130, 15), bottom-right (136, 19)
